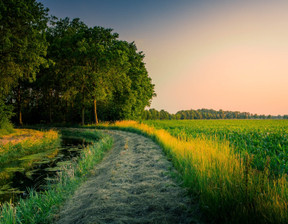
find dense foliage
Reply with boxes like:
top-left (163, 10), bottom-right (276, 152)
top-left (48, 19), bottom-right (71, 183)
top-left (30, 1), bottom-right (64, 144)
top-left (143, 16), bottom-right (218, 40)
top-left (142, 108), bottom-right (287, 120)
top-left (0, 0), bottom-right (49, 129)
top-left (0, 1), bottom-right (155, 127)
top-left (144, 119), bottom-right (288, 176)
top-left (0, 0), bottom-right (48, 94)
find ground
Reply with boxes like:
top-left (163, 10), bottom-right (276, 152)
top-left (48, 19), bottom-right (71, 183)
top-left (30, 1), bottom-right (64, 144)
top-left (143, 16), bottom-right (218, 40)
top-left (54, 130), bottom-right (201, 224)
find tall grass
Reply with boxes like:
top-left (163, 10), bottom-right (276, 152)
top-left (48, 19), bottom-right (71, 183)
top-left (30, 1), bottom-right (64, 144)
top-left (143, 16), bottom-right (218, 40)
top-left (0, 129), bottom-right (113, 224)
top-left (0, 129), bottom-right (60, 166)
top-left (99, 121), bottom-right (288, 224)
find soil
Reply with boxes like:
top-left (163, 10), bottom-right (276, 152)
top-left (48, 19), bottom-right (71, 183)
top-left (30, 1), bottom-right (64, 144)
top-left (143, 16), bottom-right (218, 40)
top-left (54, 130), bottom-right (201, 224)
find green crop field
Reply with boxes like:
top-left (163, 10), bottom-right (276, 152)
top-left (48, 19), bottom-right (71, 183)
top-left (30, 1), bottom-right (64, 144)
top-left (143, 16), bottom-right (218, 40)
top-left (143, 120), bottom-right (288, 176)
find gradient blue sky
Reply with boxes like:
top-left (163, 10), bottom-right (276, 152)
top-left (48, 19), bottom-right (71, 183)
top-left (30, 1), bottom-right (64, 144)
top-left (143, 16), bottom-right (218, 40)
top-left (39, 0), bottom-right (288, 115)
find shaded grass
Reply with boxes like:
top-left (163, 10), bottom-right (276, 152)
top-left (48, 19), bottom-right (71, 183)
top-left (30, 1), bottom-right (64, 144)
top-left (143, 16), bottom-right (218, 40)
top-left (0, 129), bottom-right (113, 224)
top-left (95, 121), bottom-right (288, 224)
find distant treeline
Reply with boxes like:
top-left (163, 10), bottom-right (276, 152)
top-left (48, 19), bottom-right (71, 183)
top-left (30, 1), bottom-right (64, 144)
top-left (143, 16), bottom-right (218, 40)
top-left (142, 108), bottom-right (288, 120)
top-left (1, 0), bottom-right (155, 127)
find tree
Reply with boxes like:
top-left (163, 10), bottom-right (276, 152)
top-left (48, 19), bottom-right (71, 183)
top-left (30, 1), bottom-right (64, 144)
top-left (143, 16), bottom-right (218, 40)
top-left (46, 18), bottom-right (132, 124)
top-left (0, 0), bottom-right (48, 126)
top-left (1, 11), bottom-right (155, 125)
top-left (82, 27), bottom-right (122, 124)
top-left (103, 41), bottom-right (155, 121)
top-left (46, 18), bottom-right (88, 124)
top-left (160, 110), bottom-right (169, 120)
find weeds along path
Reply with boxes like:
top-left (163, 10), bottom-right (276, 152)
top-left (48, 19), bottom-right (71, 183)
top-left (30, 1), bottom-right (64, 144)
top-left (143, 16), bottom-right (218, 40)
top-left (55, 130), bottom-right (199, 224)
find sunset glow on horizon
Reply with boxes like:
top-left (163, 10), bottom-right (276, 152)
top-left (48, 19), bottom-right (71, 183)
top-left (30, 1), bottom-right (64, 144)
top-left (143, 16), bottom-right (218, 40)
top-left (40, 0), bottom-right (288, 115)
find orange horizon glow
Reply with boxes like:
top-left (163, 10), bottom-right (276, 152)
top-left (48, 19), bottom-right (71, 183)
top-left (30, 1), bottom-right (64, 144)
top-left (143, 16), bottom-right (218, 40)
top-left (128, 1), bottom-right (288, 115)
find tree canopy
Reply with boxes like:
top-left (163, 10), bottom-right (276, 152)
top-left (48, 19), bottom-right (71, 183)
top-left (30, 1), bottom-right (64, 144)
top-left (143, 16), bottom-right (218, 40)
top-left (142, 108), bottom-right (282, 120)
top-left (1, 8), bottom-right (155, 126)
top-left (0, 0), bottom-right (48, 95)
top-left (0, 0), bottom-right (49, 129)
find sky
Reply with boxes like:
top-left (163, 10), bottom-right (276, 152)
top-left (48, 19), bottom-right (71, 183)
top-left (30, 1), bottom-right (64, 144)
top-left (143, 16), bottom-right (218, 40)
top-left (39, 0), bottom-right (288, 115)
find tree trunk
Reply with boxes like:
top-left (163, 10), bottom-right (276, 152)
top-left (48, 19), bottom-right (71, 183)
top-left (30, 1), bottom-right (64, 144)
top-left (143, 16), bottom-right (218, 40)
top-left (17, 85), bottom-right (23, 126)
top-left (94, 98), bottom-right (98, 124)
top-left (81, 105), bottom-right (85, 125)
top-left (19, 110), bottom-right (23, 126)
top-left (81, 87), bottom-right (85, 126)
top-left (63, 100), bottom-right (68, 123)
top-left (49, 89), bottom-right (52, 123)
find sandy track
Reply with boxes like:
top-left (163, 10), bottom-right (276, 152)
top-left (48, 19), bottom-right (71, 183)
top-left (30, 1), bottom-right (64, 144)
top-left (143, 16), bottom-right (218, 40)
top-left (55, 130), bottom-right (199, 224)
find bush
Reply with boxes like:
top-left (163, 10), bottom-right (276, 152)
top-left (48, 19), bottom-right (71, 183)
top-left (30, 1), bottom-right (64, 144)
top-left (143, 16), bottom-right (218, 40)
top-left (0, 99), bottom-right (14, 136)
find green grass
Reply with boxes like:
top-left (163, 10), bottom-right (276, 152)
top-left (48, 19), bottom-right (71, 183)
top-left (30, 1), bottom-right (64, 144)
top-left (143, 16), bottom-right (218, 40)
top-left (0, 130), bottom-right (61, 187)
top-left (0, 130), bottom-right (60, 167)
top-left (0, 129), bottom-right (113, 224)
top-left (144, 120), bottom-right (288, 176)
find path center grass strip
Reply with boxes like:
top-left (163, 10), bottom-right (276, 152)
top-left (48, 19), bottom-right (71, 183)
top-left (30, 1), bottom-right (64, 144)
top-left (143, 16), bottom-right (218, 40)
top-left (0, 129), bottom-right (113, 224)
top-left (96, 121), bottom-right (288, 224)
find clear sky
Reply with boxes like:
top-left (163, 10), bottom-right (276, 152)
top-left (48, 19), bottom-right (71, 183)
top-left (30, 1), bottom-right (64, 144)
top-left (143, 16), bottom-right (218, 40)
top-left (39, 0), bottom-right (288, 115)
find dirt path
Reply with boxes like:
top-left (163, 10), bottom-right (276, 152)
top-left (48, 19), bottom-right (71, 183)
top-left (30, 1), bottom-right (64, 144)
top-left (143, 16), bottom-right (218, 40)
top-left (55, 130), bottom-right (200, 224)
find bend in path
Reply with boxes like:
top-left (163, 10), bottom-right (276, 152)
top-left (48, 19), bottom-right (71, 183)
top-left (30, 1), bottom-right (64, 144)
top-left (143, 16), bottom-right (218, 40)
top-left (55, 130), bottom-right (200, 224)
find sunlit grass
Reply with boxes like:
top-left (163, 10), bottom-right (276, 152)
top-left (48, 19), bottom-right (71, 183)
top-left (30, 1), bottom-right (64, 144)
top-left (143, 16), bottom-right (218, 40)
top-left (99, 120), bottom-right (288, 224)
top-left (0, 129), bottom-right (59, 167)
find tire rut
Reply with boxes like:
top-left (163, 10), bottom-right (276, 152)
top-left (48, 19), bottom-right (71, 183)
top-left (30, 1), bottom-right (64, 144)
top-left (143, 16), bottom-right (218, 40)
top-left (54, 130), bottom-right (200, 224)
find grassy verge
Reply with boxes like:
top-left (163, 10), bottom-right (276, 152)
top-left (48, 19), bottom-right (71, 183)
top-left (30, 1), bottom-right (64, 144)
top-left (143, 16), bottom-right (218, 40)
top-left (0, 129), bottom-right (113, 224)
top-left (0, 130), bottom-right (61, 186)
top-left (0, 129), bottom-right (60, 167)
top-left (95, 121), bottom-right (288, 224)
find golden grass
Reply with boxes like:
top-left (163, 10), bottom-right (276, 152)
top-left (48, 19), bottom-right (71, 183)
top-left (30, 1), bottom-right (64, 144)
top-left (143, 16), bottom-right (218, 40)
top-left (99, 120), bottom-right (288, 223)
top-left (0, 129), bottom-right (59, 164)
top-left (0, 129), bottom-right (45, 146)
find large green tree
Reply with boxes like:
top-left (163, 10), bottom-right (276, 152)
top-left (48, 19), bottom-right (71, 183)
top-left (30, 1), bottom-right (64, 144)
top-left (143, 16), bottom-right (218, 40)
top-left (102, 41), bottom-right (155, 121)
top-left (7, 16), bottom-right (155, 125)
top-left (0, 0), bottom-right (48, 126)
top-left (46, 18), bottom-right (127, 125)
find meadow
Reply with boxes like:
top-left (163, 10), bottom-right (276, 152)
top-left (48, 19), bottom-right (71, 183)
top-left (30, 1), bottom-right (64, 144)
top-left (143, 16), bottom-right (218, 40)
top-left (100, 120), bottom-right (288, 224)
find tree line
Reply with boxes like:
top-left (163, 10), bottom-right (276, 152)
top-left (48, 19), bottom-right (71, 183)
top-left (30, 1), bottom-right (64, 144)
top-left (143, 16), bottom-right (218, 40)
top-left (142, 108), bottom-right (287, 120)
top-left (0, 0), bottom-right (155, 128)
